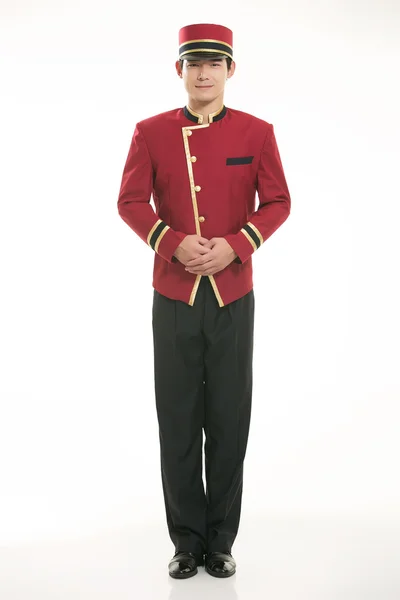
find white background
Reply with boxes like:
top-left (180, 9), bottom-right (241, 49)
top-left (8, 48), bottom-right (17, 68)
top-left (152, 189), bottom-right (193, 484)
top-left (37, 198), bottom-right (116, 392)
top-left (1, 0), bottom-right (399, 597)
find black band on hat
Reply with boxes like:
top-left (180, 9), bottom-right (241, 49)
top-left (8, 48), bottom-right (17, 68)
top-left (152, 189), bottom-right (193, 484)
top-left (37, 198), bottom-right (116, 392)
top-left (182, 51), bottom-right (227, 60)
top-left (179, 40), bottom-right (233, 60)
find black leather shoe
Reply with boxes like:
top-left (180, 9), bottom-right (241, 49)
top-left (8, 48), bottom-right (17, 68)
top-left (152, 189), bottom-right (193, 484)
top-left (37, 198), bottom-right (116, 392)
top-left (205, 551), bottom-right (236, 578)
top-left (168, 551), bottom-right (204, 579)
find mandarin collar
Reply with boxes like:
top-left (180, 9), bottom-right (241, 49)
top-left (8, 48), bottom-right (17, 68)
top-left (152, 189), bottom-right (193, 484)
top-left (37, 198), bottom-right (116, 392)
top-left (183, 104), bottom-right (227, 124)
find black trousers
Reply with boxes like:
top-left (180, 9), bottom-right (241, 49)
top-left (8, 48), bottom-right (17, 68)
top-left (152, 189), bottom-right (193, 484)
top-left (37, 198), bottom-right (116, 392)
top-left (152, 275), bottom-right (255, 557)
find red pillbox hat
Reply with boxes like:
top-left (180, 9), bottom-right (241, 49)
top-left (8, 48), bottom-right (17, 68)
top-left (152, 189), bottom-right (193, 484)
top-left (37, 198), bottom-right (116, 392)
top-left (178, 23), bottom-right (233, 61)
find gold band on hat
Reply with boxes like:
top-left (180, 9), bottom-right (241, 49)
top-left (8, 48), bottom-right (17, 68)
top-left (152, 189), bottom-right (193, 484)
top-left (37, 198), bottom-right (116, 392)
top-left (179, 38), bottom-right (233, 60)
top-left (181, 38), bottom-right (233, 49)
top-left (180, 48), bottom-right (233, 59)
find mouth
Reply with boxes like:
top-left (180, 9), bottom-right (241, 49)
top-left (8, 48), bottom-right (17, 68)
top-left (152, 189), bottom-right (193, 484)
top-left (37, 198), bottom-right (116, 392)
top-left (195, 85), bottom-right (213, 88)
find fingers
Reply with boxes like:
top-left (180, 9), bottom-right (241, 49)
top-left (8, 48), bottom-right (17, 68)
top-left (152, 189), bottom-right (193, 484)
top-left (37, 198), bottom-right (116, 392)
top-left (199, 244), bottom-right (212, 251)
top-left (186, 258), bottom-right (207, 267)
top-left (187, 250), bottom-right (214, 265)
top-left (186, 268), bottom-right (218, 275)
top-left (186, 259), bottom-right (216, 273)
top-left (198, 237), bottom-right (217, 249)
top-left (197, 245), bottom-right (212, 254)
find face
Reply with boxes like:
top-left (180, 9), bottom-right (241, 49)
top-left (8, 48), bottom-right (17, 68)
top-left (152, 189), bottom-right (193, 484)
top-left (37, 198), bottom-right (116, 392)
top-left (176, 58), bottom-right (235, 104)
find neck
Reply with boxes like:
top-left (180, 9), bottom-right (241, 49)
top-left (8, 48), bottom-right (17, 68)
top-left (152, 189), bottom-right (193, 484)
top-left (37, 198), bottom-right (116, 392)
top-left (187, 93), bottom-right (225, 122)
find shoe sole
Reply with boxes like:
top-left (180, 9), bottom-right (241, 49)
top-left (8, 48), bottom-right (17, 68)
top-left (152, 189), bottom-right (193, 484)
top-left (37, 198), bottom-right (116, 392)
top-left (205, 565), bottom-right (236, 578)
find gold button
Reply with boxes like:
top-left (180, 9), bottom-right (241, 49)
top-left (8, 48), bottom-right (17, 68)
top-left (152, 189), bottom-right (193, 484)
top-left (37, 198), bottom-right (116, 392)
top-left (187, 130), bottom-right (192, 136)
top-left (198, 216), bottom-right (205, 222)
top-left (190, 156), bottom-right (197, 162)
top-left (194, 185), bottom-right (201, 192)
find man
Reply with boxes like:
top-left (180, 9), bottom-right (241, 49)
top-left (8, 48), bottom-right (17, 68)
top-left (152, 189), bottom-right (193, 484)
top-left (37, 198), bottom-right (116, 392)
top-left (117, 23), bottom-right (291, 579)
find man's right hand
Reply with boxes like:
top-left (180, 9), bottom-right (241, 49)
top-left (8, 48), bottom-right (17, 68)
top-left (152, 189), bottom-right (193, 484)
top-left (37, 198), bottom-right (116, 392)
top-left (174, 234), bottom-right (212, 265)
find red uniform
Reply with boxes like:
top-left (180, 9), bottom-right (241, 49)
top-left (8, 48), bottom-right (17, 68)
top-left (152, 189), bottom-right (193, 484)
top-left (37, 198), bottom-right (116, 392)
top-left (117, 104), bottom-right (290, 306)
top-left (119, 21), bottom-right (292, 572)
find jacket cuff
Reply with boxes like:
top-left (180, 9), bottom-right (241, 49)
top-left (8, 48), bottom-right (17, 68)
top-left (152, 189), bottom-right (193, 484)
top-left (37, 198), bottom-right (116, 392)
top-left (147, 219), bottom-right (186, 263)
top-left (224, 223), bottom-right (263, 264)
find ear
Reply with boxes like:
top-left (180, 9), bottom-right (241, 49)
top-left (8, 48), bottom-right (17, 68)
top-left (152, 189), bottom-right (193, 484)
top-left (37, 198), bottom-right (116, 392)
top-left (227, 60), bottom-right (236, 79)
top-left (175, 60), bottom-right (183, 78)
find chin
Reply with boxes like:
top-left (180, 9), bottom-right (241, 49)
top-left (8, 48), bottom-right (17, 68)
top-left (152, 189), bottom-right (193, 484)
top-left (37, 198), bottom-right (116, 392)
top-left (194, 92), bottom-right (216, 102)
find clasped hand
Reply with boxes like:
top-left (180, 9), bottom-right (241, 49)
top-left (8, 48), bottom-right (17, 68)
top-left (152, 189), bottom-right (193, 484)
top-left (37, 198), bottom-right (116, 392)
top-left (183, 236), bottom-right (236, 276)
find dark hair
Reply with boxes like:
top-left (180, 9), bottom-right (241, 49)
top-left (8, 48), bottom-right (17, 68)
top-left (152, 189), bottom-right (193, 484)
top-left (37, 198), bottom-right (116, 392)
top-left (179, 57), bottom-right (232, 71)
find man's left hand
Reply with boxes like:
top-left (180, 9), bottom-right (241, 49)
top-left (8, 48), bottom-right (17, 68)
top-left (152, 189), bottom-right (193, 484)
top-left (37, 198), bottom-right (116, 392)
top-left (185, 237), bottom-right (237, 275)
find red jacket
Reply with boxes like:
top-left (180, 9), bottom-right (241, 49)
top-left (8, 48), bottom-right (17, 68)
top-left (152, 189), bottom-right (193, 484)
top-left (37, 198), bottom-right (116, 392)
top-left (117, 104), bottom-right (291, 307)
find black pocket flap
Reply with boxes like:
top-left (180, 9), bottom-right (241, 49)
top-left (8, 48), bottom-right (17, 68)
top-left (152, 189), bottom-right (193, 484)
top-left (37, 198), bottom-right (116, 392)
top-left (226, 156), bottom-right (254, 165)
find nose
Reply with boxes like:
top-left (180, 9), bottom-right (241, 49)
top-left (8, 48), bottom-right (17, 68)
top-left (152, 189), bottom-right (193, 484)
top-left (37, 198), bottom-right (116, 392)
top-left (197, 65), bottom-right (209, 80)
